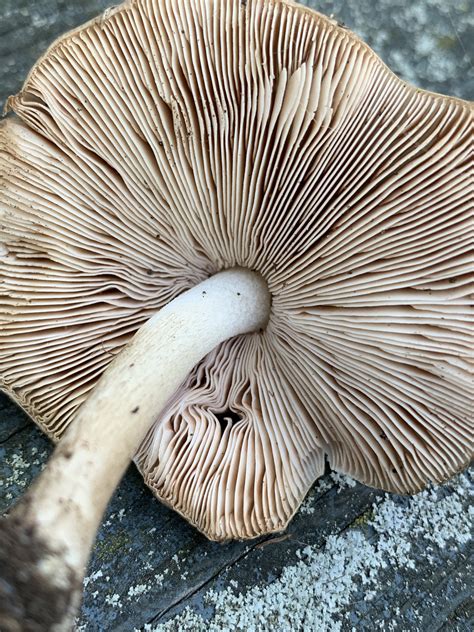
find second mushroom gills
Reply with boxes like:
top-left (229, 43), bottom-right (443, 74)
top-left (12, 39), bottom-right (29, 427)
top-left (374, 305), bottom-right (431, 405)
top-left (1, 268), bottom-right (270, 631)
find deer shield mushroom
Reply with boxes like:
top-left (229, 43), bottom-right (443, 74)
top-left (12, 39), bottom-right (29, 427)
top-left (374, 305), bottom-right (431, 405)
top-left (0, 0), bottom-right (472, 629)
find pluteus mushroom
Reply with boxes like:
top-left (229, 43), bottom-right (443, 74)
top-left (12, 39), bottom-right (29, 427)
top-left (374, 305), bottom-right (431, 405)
top-left (0, 0), bottom-right (472, 629)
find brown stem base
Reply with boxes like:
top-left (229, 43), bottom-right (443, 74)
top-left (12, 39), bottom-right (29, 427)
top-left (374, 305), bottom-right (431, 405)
top-left (0, 512), bottom-right (81, 632)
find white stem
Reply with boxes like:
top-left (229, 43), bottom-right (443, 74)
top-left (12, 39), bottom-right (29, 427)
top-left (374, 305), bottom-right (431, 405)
top-left (4, 268), bottom-right (269, 624)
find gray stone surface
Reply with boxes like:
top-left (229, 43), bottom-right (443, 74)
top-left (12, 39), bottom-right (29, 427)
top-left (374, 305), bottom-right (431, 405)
top-left (1, 1), bottom-right (473, 630)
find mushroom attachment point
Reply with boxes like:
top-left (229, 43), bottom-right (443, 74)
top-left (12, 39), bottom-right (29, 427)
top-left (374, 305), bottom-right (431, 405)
top-left (0, 0), bottom-right (473, 628)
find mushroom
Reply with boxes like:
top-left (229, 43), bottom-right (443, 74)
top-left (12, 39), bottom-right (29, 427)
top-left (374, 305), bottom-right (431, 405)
top-left (0, 0), bottom-right (472, 628)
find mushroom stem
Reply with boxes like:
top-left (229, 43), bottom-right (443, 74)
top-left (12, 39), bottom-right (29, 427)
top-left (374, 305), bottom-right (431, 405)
top-left (0, 267), bottom-right (270, 632)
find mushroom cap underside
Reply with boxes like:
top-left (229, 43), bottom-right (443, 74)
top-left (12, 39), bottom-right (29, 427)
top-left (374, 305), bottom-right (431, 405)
top-left (0, 0), bottom-right (472, 540)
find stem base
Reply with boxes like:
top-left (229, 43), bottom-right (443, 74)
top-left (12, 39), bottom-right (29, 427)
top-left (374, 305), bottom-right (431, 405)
top-left (0, 510), bottom-right (80, 632)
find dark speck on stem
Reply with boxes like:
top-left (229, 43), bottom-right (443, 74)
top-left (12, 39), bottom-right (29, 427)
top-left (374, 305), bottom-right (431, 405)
top-left (131, 406), bottom-right (140, 414)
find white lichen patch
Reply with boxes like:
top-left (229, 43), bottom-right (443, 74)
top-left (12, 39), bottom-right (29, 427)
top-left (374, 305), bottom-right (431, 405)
top-left (148, 471), bottom-right (472, 632)
top-left (298, 498), bottom-right (315, 516)
top-left (104, 593), bottom-right (123, 609)
top-left (103, 507), bottom-right (127, 527)
top-left (124, 572), bottom-right (165, 605)
top-left (128, 584), bottom-right (149, 598)
top-left (83, 569), bottom-right (103, 588)
top-left (330, 472), bottom-right (357, 490)
top-left (1, 446), bottom-right (49, 503)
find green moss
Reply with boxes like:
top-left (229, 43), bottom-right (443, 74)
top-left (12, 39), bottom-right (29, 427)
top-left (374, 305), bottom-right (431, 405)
top-left (351, 508), bottom-right (375, 528)
top-left (437, 35), bottom-right (456, 51)
top-left (95, 530), bottom-right (131, 561)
